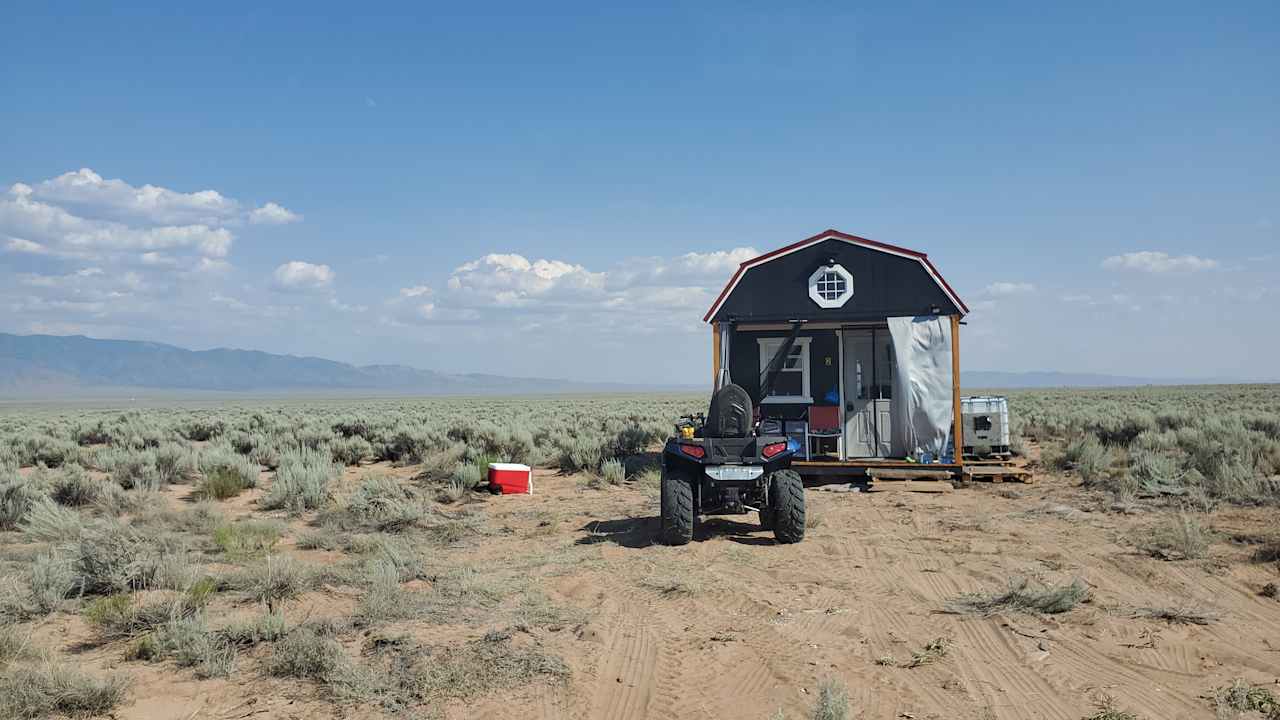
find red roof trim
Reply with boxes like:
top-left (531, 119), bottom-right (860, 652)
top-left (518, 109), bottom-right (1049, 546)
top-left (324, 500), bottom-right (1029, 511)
top-left (702, 229), bottom-right (968, 322)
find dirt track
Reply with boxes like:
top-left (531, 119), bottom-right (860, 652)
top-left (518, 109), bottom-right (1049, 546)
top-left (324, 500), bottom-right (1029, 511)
top-left (52, 461), bottom-right (1280, 720)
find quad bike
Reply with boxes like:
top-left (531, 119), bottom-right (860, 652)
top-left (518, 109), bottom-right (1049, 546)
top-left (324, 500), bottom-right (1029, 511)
top-left (659, 383), bottom-right (806, 545)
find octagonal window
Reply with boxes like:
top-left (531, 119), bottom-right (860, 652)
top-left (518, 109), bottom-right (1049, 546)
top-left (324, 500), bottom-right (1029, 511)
top-left (808, 264), bottom-right (853, 308)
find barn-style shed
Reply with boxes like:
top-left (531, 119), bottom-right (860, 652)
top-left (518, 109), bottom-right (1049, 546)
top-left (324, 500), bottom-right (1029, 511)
top-left (705, 229), bottom-right (968, 475)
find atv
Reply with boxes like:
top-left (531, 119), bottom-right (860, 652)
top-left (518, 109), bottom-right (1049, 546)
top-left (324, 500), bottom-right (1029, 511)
top-left (659, 382), bottom-right (806, 545)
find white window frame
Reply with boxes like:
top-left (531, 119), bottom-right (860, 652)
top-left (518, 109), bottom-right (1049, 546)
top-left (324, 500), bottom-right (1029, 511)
top-left (757, 337), bottom-right (812, 404)
top-left (808, 264), bottom-right (854, 309)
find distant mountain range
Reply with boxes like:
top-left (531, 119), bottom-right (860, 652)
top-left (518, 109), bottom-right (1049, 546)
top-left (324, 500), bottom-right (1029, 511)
top-left (959, 370), bottom-right (1244, 389)
top-left (0, 333), bottom-right (1261, 398)
top-left (0, 333), bottom-right (685, 397)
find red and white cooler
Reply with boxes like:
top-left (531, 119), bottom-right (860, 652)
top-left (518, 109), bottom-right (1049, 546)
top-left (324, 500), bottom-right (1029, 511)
top-left (488, 462), bottom-right (532, 495)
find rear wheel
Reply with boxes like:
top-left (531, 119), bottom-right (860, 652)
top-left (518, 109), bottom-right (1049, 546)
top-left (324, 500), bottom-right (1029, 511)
top-left (660, 467), bottom-right (695, 545)
top-left (769, 469), bottom-right (805, 544)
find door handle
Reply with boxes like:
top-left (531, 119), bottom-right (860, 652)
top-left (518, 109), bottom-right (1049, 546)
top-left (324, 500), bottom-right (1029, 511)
top-left (845, 402), bottom-right (854, 412)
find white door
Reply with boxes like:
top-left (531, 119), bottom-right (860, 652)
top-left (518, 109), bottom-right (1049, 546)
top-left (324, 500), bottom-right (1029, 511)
top-left (842, 332), bottom-right (877, 457)
top-left (843, 330), bottom-right (896, 458)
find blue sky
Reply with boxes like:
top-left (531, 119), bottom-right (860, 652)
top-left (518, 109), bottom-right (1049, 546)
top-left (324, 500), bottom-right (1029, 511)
top-left (2, 2), bottom-right (1277, 382)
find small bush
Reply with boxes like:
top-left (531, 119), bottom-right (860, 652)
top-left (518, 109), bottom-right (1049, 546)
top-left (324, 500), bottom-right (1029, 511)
top-left (1144, 513), bottom-right (1211, 560)
top-left (219, 610), bottom-right (287, 646)
top-left (18, 498), bottom-right (84, 543)
top-left (73, 521), bottom-right (175, 595)
top-left (0, 664), bottom-right (129, 719)
top-left (238, 555), bottom-right (312, 612)
top-left (331, 475), bottom-right (426, 532)
top-left (154, 443), bottom-right (199, 485)
top-left (196, 467), bottom-right (251, 500)
top-left (600, 458), bottom-right (626, 485)
top-left (262, 447), bottom-right (337, 513)
top-left (1211, 678), bottom-right (1280, 718)
top-left (27, 553), bottom-right (77, 616)
top-left (0, 476), bottom-right (45, 530)
top-left (1131, 604), bottom-right (1218, 625)
top-left (48, 466), bottom-right (105, 507)
top-left (197, 449), bottom-right (258, 499)
top-left (946, 577), bottom-right (1090, 615)
top-left (153, 615), bottom-right (237, 679)
top-left (811, 677), bottom-right (850, 720)
top-left (267, 625), bottom-right (345, 681)
top-left (330, 436), bottom-right (372, 467)
top-left (213, 520), bottom-right (284, 560)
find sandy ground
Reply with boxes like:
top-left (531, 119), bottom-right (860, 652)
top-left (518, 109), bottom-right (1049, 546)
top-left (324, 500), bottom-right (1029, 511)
top-left (31, 454), bottom-right (1280, 720)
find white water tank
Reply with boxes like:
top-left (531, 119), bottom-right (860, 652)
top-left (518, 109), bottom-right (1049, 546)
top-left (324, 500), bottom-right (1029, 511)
top-left (961, 396), bottom-right (1010, 454)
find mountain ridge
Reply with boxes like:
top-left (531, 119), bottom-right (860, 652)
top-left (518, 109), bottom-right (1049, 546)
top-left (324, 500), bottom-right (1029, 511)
top-left (0, 333), bottom-right (1266, 397)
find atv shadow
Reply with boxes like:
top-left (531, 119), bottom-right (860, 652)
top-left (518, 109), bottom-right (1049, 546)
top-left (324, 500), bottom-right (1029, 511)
top-left (577, 516), bottom-right (776, 548)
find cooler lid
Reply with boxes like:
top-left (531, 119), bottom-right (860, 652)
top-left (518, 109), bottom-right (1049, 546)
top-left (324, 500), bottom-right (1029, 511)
top-left (488, 463), bottom-right (531, 471)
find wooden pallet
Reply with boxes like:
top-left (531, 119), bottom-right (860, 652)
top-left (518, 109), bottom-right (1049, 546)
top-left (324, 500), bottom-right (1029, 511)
top-left (962, 465), bottom-right (1034, 484)
top-left (866, 467), bottom-right (955, 493)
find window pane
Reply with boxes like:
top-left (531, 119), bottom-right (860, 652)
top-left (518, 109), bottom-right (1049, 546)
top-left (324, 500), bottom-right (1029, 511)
top-left (772, 372), bottom-right (803, 396)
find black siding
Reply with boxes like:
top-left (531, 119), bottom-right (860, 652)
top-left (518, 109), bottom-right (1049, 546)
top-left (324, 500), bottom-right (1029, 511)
top-left (711, 238), bottom-right (960, 323)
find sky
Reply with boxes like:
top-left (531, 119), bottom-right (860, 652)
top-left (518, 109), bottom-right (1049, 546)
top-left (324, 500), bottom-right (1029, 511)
top-left (2, 2), bottom-right (1277, 383)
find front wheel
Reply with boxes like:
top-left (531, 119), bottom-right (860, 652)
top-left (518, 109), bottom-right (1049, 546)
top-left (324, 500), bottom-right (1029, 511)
top-left (659, 467), bottom-right (695, 545)
top-left (769, 469), bottom-right (805, 544)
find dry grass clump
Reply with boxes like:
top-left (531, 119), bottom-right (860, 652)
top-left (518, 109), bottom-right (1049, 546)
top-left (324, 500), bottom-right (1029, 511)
top-left (212, 520), bottom-right (284, 560)
top-left (1131, 604), bottom-right (1218, 625)
top-left (326, 474), bottom-right (427, 533)
top-left (267, 624), bottom-right (346, 681)
top-left (811, 677), bottom-right (850, 720)
top-left (904, 637), bottom-right (950, 668)
top-left (369, 628), bottom-right (569, 702)
top-left (945, 577), bottom-right (1090, 615)
top-left (1144, 513), bottom-right (1213, 560)
top-left (1211, 678), bottom-right (1280, 719)
top-left (230, 555), bottom-right (315, 612)
top-left (0, 663), bottom-right (129, 719)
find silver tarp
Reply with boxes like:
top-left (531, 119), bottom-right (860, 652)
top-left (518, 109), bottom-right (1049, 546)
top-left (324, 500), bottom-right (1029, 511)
top-left (887, 315), bottom-right (953, 458)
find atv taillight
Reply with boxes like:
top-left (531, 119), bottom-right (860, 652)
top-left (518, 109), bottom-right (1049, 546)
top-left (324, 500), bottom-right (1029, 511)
top-left (761, 442), bottom-right (788, 459)
top-left (678, 444), bottom-right (705, 459)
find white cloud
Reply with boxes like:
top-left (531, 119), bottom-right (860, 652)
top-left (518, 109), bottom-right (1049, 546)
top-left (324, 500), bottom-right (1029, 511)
top-left (4, 237), bottom-right (47, 254)
top-left (27, 168), bottom-right (240, 226)
top-left (447, 253), bottom-right (606, 308)
top-left (984, 281), bottom-right (1035, 295)
top-left (1102, 251), bottom-right (1218, 273)
top-left (399, 285), bottom-right (432, 298)
top-left (273, 261), bottom-right (334, 290)
top-left (249, 202), bottom-right (302, 225)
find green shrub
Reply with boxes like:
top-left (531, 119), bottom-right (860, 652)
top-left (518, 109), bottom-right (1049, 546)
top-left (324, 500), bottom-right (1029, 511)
top-left (27, 553), bottom-right (77, 615)
top-left (154, 443), bottom-right (199, 484)
top-left (73, 521), bottom-right (175, 595)
top-left (0, 476), bottom-right (44, 530)
top-left (267, 625), bottom-right (345, 680)
top-left (600, 458), bottom-right (626, 485)
top-left (195, 467), bottom-right (248, 500)
top-left (198, 447), bottom-right (258, 496)
top-left (19, 498), bottom-right (84, 543)
top-left (1144, 513), bottom-right (1211, 560)
top-left (262, 447), bottom-right (337, 513)
top-left (212, 520), bottom-right (284, 560)
top-left (330, 436), bottom-right (372, 466)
